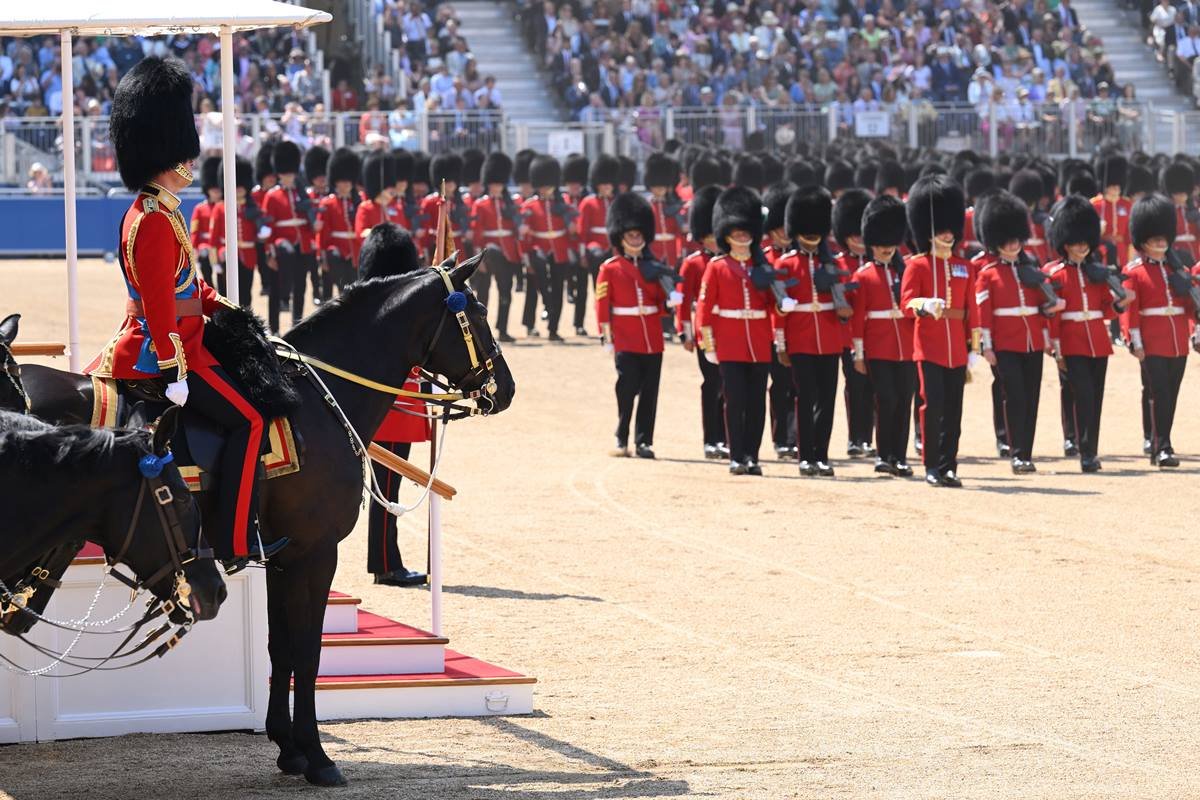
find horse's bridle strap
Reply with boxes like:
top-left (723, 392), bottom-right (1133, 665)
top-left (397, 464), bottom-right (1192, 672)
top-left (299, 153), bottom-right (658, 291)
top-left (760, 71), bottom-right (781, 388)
top-left (275, 349), bottom-right (466, 402)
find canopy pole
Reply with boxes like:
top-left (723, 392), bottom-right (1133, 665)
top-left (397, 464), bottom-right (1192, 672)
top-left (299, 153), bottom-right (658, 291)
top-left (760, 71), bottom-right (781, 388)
top-left (220, 26), bottom-right (240, 303)
top-left (61, 30), bottom-right (80, 372)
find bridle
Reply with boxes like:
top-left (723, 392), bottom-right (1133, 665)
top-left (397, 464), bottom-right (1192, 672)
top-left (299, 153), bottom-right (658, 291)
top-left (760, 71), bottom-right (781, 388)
top-left (0, 449), bottom-right (216, 676)
top-left (0, 341), bottom-right (30, 413)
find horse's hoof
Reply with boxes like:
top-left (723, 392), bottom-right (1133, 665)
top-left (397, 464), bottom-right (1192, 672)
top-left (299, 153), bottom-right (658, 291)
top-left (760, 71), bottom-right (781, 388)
top-left (305, 764), bottom-right (348, 787)
top-left (277, 753), bottom-right (308, 775)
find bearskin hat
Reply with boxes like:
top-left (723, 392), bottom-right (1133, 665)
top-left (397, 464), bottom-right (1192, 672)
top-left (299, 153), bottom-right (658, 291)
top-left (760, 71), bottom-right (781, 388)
top-left (833, 188), bottom-right (872, 249)
top-left (563, 154), bottom-right (590, 186)
top-left (1098, 154), bottom-right (1127, 190)
top-left (824, 160), bottom-right (854, 194)
top-left (763, 182), bottom-right (797, 233)
top-left (978, 190), bottom-right (1031, 252)
top-left (530, 154), bottom-right (561, 189)
top-left (854, 161), bottom-right (878, 192)
top-left (1130, 193), bottom-right (1176, 249)
top-left (273, 140), bottom-right (301, 175)
top-left (732, 156), bottom-right (765, 191)
top-left (110, 57), bottom-right (200, 190)
top-left (713, 185), bottom-right (763, 253)
top-left (589, 154), bottom-right (620, 190)
top-left (964, 168), bottom-right (996, 203)
top-left (862, 194), bottom-right (908, 250)
top-left (906, 175), bottom-right (965, 253)
top-left (391, 149), bottom-right (414, 186)
top-left (218, 156), bottom-right (254, 194)
top-left (1008, 169), bottom-right (1044, 207)
top-left (689, 184), bottom-right (723, 242)
top-left (430, 152), bottom-right (463, 188)
top-left (482, 151), bottom-right (513, 186)
top-left (1161, 161), bottom-right (1195, 196)
top-left (362, 151), bottom-right (393, 199)
top-left (786, 158), bottom-right (817, 189)
top-left (460, 148), bottom-right (485, 186)
top-left (1047, 195), bottom-right (1101, 256)
top-left (359, 224), bottom-right (421, 281)
top-left (326, 147), bottom-right (361, 186)
top-left (304, 146), bottom-right (329, 184)
top-left (618, 155), bottom-right (638, 190)
top-left (513, 149), bottom-right (536, 185)
top-left (785, 185), bottom-right (833, 241)
top-left (689, 156), bottom-right (723, 192)
top-left (1126, 164), bottom-right (1155, 198)
top-left (1066, 171), bottom-right (1099, 198)
top-left (200, 157), bottom-right (221, 193)
top-left (759, 153), bottom-right (784, 187)
top-left (254, 142), bottom-right (276, 185)
top-left (716, 156), bottom-right (734, 187)
top-left (606, 192), bottom-right (656, 250)
top-left (411, 151), bottom-right (432, 188)
top-left (874, 160), bottom-right (906, 196)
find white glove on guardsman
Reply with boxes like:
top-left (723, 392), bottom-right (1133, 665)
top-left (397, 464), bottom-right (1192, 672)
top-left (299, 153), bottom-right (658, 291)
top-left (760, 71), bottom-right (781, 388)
top-left (668, 290), bottom-right (684, 308)
top-left (165, 379), bottom-right (189, 407)
top-left (922, 298), bottom-right (946, 318)
top-left (779, 296), bottom-right (798, 313)
top-left (704, 351), bottom-right (719, 364)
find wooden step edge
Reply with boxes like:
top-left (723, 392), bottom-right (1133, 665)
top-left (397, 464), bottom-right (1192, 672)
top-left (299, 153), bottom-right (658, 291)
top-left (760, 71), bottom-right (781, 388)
top-left (321, 635), bottom-right (450, 647)
top-left (72, 556), bottom-right (106, 566)
top-left (311, 675), bottom-right (537, 691)
top-left (326, 595), bottom-right (362, 606)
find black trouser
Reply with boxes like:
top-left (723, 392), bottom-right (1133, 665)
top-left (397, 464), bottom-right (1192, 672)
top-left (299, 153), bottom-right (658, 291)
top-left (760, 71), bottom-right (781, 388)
top-left (790, 353), bottom-right (839, 463)
top-left (614, 351), bottom-right (663, 447)
top-left (1142, 383), bottom-right (1152, 443)
top-left (215, 259), bottom-right (255, 308)
top-left (719, 361), bottom-right (769, 464)
top-left (867, 359), bottom-right (916, 465)
top-left (768, 359), bottom-right (796, 448)
top-left (264, 258), bottom-right (283, 333)
top-left (483, 248), bottom-right (516, 335)
top-left (367, 441), bottom-right (413, 575)
top-left (917, 360), bottom-right (966, 474)
top-left (310, 250), bottom-right (324, 302)
top-left (521, 253), bottom-right (547, 330)
top-left (577, 248), bottom-right (608, 330)
top-left (1142, 355), bottom-right (1187, 456)
top-left (271, 247), bottom-right (313, 331)
top-left (696, 346), bottom-right (725, 447)
top-left (542, 256), bottom-right (569, 334)
top-left (185, 365), bottom-right (264, 560)
top-left (1061, 355), bottom-right (1108, 461)
top-left (995, 350), bottom-right (1044, 462)
top-left (198, 251), bottom-right (214, 286)
top-left (1059, 368), bottom-right (1078, 444)
top-left (841, 348), bottom-right (874, 447)
top-left (326, 252), bottom-right (356, 298)
top-left (990, 367), bottom-right (1008, 445)
top-left (469, 265), bottom-right (492, 309)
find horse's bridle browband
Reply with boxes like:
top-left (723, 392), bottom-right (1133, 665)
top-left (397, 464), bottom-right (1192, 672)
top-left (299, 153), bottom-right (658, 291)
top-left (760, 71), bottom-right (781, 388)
top-left (0, 341), bottom-right (30, 413)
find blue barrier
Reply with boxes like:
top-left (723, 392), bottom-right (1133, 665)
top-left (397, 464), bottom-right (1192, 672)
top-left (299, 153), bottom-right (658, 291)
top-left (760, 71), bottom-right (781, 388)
top-left (0, 195), bottom-right (201, 257)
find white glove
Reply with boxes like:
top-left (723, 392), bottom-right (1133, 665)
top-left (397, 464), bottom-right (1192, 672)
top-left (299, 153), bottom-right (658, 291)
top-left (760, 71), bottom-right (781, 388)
top-left (198, 246), bottom-right (209, 259)
top-left (779, 296), bottom-right (798, 313)
top-left (602, 340), bottom-right (614, 354)
top-left (257, 225), bottom-right (272, 240)
top-left (967, 352), bottom-right (981, 369)
top-left (922, 298), bottom-right (946, 317)
top-left (276, 238), bottom-right (294, 254)
top-left (212, 261), bottom-right (225, 275)
top-left (668, 290), bottom-right (684, 308)
top-left (704, 351), bottom-right (719, 365)
top-left (165, 379), bottom-right (189, 407)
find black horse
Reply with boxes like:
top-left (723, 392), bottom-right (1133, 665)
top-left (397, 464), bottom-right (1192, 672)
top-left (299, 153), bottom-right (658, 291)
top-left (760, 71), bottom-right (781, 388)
top-left (0, 407), bottom-right (226, 650)
top-left (11, 256), bottom-right (514, 785)
top-left (0, 314), bottom-right (28, 414)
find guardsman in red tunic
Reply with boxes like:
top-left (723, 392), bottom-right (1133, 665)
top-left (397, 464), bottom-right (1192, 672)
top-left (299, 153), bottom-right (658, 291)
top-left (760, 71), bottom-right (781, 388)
top-left (1092, 154), bottom-right (1133, 267)
top-left (86, 57), bottom-right (284, 566)
top-left (418, 153), bottom-right (468, 261)
top-left (773, 186), bottom-right (844, 476)
top-left (575, 155), bottom-right (619, 336)
top-left (696, 186), bottom-right (776, 476)
top-left (357, 224), bottom-right (430, 587)
top-left (851, 195), bottom-right (916, 477)
top-left (562, 155), bottom-right (589, 334)
top-left (677, 185), bottom-right (727, 460)
top-left (521, 155), bottom-right (572, 341)
top-left (355, 151), bottom-right (396, 252)
top-left (191, 157), bottom-right (221, 286)
top-left (975, 190), bottom-right (1057, 474)
top-left (761, 182), bottom-right (798, 460)
top-left (263, 141), bottom-right (315, 331)
top-left (1122, 194), bottom-right (1197, 467)
top-left (832, 188), bottom-right (875, 459)
top-left (317, 147), bottom-right (362, 296)
top-left (901, 175), bottom-right (982, 488)
top-left (471, 152), bottom-right (521, 343)
top-left (958, 168), bottom-right (995, 258)
top-left (388, 149), bottom-right (414, 231)
top-left (1045, 195), bottom-right (1122, 472)
top-left (596, 193), bottom-right (680, 458)
top-left (303, 145), bottom-right (330, 302)
top-left (250, 143), bottom-right (276, 304)
top-left (1163, 161), bottom-right (1200, 264)
top-left (681, 156), bottom-right (724, 255)
top-left (645, 152), bottom-right (684, 268)
top-left (208, 156), bottom-right (261, 307)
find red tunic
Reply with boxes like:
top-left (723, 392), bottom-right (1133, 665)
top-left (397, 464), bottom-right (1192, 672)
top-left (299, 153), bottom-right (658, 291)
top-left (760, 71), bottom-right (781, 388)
top-left (208, 200), bottom-right (259, 270)
top-left (386, 196), bottom-right (411, 230)
top-left (1027, 218), bottom-right (1052, 264)
top-left (835, 251), bottom-right (867, 349)
top-left (649, 197), bottom-right (682, 265)
top-left (772, 249), bottom-right (843, 356)
top-left (190, 199), bottom-right (215, 255)
top-left (520, 196), bottom-right (571, 262)
top-left (470, 194), bottom-right (521, 262)
top-left (1121, 258), bottom-right (1194, 357)
top-left (1044, 260), bottom-right (1116, 358)
top-left (355, 199), bottom-right (388, 244)
top-left (1092, 195), bottom-right (1132, 263)
top-left (263, 185), bottom-right (313, 254)
top-left (850, 259), bottom-right (914, 361)
top-left (418, 193), bottom-right (467, 255)
top-left (562, 191), bottom-right (583, 254)
top-left (374, 370), bottom-right (431, 443)
top-left (900, 252), bottom-right (981, 368)
top-left (1174, 204), bottom-right (1200, 263)
top-left (974, 255), bottom-right (1050, 353)
top-left (577, 194), bottom-right (612, 251)
top-left (958, 206), bottom-right (981, 257)
top-left (676, 249), bottom-right (710, 336)
top-left (595, 254), bottom-right (667, 354)
top-left (695, 254), bottom-right (774, 363)
top-left (318, 194), bottom-right (358, 263)
top-left (86, 187), bottom-right (227, 380)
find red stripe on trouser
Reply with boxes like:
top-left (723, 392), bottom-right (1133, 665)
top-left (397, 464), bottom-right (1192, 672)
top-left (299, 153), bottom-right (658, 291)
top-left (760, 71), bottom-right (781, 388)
top-left (917, 361), bottom-right (928, 468)
top-left (195, 366), bottom-right (263, 557)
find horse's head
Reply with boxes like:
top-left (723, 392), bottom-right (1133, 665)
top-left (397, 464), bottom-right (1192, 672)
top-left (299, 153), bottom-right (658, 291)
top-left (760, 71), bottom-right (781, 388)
top-left (0, 314), bottom-right (30, 414)
top-left (418, 253), bottom-right (515, 415)
top-left (104, 408), bottom-right (226, 624)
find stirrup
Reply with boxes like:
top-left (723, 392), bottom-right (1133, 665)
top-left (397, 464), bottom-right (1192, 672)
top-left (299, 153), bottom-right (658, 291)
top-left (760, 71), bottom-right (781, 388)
top-left (221, 536), bottom-right (290, 574)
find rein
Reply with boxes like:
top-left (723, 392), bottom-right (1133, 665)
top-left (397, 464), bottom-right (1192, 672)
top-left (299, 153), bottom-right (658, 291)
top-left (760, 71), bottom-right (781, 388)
top-left (0, 341), bottom-right (30, 413)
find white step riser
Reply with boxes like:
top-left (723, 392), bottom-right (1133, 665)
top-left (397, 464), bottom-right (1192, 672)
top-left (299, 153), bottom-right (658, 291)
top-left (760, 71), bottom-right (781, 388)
top-left (307, 682), bottom-right (535, 720)
top-left (323, 602), bottom-right (359, 634)
top-left (318, 643), bottom-right (445, 677)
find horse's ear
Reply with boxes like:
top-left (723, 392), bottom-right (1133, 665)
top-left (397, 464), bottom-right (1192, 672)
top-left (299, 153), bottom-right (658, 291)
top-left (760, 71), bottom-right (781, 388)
top-left (152, 406), bottom-right (180, 455)
top-left (0, 313), bottom-right (19, 345)
top-left (448, 251), bottom-right (484, 288)
top-left (437, 252), bottom-right (458, 271)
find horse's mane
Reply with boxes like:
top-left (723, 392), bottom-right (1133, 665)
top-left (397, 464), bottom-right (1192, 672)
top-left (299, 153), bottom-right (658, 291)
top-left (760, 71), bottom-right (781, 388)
top-left (284, 272), bottom-right (429, 345)
top-left (0, 411), bottom-right (150, 472)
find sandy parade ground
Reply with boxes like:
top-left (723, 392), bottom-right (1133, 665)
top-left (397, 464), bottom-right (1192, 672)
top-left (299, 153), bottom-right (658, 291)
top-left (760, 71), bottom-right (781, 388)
top-left (2, 256), bottom-right (1200, 799)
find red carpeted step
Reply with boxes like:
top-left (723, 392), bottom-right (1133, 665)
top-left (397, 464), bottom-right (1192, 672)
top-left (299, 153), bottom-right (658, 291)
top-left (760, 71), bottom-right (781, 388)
top-left (313, 650), bottom-right (535, 689)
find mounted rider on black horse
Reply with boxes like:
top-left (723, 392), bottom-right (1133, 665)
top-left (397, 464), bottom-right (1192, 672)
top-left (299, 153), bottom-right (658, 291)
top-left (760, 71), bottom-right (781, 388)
top-left (84, 56), bottom-right (287, 570)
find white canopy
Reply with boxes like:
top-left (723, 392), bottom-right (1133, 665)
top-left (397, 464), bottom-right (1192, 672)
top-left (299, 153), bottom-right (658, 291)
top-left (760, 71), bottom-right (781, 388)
top-left (1, 1), bottom-right (331, 36)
